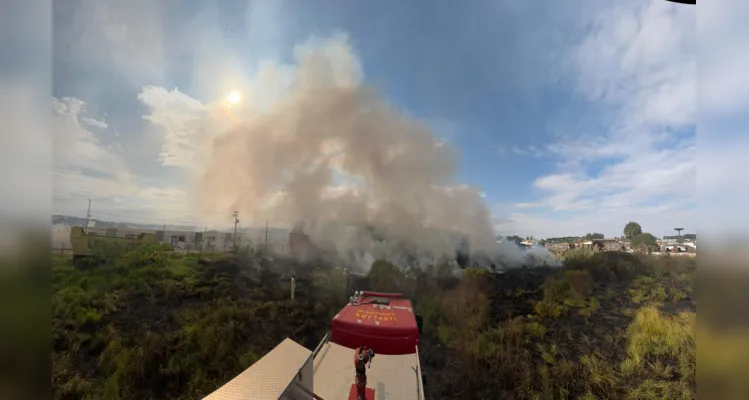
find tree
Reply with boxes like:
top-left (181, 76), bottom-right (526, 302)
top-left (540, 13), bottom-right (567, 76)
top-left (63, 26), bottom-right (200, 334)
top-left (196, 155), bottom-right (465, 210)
top-left (312, 268), bottom-right (349, 307)
top-left (623, 222), bottom-right (643, 239)
top-left (631, 233), bottom-right (657, 249)
top-left (506, 235), bottom-right (523, 244)
top-left (583, 233), bottom-right (604, 240)
top-left (368, 260), bottom-right (405, 292)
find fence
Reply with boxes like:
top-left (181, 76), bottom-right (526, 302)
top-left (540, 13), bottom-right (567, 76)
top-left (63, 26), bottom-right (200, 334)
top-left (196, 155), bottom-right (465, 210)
top-left (51, 240), bottom-right (293, 256)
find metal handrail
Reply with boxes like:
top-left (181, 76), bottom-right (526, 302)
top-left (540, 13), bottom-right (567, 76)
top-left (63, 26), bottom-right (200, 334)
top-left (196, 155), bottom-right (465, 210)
top-left (279, 333), bottom-right (329, 399)
top-left (288, 381), bottom-right (325, 400)
top-left (414, 345), bottom-right (425, 400)
top-left (311, 333), bottom-right (330, 359)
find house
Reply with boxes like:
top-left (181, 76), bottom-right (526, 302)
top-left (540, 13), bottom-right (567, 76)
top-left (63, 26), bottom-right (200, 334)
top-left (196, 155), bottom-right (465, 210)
top-left (85, 226), bottom-right (157, 238)
top-left (545, 242), bottom-right (577, 254)
top-left (581, 238), bottom-right (625, 252)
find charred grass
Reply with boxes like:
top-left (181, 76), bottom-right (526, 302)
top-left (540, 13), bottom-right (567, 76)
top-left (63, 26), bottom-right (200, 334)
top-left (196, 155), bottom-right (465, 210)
top-left (52, 247), bottom-right (341, 400)
top-left (414, 252), bottom-right (696, 400)
top-left (53, 245), bottom-right (696, 400)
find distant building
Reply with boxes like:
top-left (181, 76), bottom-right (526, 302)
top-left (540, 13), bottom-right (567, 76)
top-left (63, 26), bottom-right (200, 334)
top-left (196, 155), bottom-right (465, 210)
top-left (582, 238), bottom-right (623, 252)
top-left (545, 238), bottom-right (627, 253)
top-left (545, 242), bottom-right (576, 254)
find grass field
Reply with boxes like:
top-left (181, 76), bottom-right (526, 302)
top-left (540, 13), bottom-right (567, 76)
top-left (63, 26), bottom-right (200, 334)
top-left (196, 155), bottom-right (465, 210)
top-left (52, 245), bottom-right (697, 399)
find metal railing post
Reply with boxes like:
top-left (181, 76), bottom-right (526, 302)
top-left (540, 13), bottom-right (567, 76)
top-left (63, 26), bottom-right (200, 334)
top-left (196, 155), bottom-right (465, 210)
top-left (279, 333), bottom-right (330, 399)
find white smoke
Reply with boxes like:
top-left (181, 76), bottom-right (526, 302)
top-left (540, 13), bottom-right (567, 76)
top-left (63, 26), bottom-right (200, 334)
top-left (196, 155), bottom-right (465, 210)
top-left (194, 33), bottom-right (558, 273)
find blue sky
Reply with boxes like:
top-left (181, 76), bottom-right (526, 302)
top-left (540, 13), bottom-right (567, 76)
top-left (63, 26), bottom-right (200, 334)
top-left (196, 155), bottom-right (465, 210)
top-left (49, 0), bottom-right (699, 238)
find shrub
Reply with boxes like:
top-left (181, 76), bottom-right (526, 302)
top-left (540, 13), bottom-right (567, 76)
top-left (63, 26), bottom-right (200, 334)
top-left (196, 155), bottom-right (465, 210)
top-left (563, 270), bottom-right (594, 297)
top-left (580, 353), bottom-right (617, 393)
top-left (415, 294), bottom-right (443, 334)
top-left (622, 306), bottom-right (696, 383)
top-left (579, 298), bottom-right (601, 319)
top-left (567, 251), bottom-right (646, 282)
top-left (475, 317), bottom-right (525, 359)
top-left (525, 321), bottom-right (547, 338)
top-left (535, 301), bottom-right (564, 319)
top-left (442, 278), bottom-right (490, 332)
top-left (542, 271), bottom-right (591, 308)
top-left (462, 267), bottom-right (488, 278)
top-left (542, 277), bottom-right (572, 303)
top-left (669, 288), bottom-right (687, 303)
top-left (628, 276), bottom-right (668, 306)
top-left (613, 260), bottom-right (637, 280)
top-left (368, 260), bottom-right (405, 293)
top-left (312, 268), bottom-right (349, 307)
top-left (627, 379), bottom-right (693, 400)
top-left (562, 247), bottom-right (596, 268)
top-left (461, 267), bottom-right (491, 292)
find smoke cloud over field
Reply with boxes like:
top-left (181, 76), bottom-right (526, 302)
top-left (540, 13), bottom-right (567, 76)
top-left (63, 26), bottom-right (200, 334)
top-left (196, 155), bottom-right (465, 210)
top-left (196, 34), bottom-right (557, 271)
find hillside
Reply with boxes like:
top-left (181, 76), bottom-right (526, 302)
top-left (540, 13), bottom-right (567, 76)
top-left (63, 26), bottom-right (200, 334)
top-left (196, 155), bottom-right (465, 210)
top-left (52, 246), bottom-right (696, 399)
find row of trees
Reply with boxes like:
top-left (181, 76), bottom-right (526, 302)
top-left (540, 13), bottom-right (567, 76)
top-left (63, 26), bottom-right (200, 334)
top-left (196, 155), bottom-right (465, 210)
top-left (623, 221), bottom-right (659, 250)
top-left (663, 233), bottom-right (697, 240)
top-left (505, 222), bottom-right (691, 249)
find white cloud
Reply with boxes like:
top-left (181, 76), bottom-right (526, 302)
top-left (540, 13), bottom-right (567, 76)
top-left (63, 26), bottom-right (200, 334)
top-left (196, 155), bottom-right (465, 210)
top-left (511, 145), bottom-right (545, 158)
top-left (495, 1), bottom-right (696, 238)
top-left (51, 95), bottom-right (220, 225)
top-left (53, 97), bottom-right (127, 174)
top-left (137, 86), bottom-right (216, 169)
top-left (49, 0), bottom-right (705, 243)
top-left (698, 0), bottom-right (749, 246)
top-left (511, 146), bottom-right (527, 156)
top-left (57, 0), bottom-right (167, 84)
top-left (700, 0), bottom-right (749, 116)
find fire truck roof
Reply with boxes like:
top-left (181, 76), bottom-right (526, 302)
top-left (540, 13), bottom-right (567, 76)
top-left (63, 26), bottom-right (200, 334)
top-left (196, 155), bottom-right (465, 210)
top-left (313, 340), bottom-right (423, 400)
top-left (330, 291), bottom-right (419, 356)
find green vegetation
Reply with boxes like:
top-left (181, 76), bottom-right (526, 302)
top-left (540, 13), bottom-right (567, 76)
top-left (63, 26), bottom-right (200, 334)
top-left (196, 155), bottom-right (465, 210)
top-left (52, 246), bottom-right (334, 399)
top-left (631, 233), bottom-right (658, 251)
top-left (624, 221), bottom-right (643, 239)
top-left (53, 239), bottom-right (697, 399)
top-left (411, 250), bottom-right (696, 399)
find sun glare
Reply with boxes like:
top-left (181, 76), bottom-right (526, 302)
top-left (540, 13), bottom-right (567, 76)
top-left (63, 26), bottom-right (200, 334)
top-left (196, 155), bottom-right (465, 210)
top-left (226, 90), bottom-right (242, 105)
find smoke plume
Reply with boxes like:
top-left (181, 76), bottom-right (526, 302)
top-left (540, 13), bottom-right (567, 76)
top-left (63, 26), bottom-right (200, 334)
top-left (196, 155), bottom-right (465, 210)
top-left (196, 33), bottom-right (557, 271)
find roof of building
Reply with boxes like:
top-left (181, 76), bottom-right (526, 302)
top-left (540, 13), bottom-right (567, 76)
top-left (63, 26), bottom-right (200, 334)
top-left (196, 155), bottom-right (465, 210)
top-left (330, 292), bottom-right (419, 355)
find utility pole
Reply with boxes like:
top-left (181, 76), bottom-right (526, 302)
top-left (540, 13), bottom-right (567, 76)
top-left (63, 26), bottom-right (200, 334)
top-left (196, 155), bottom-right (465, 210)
top-left (84, 199), bottom-right (91, 234)
top-left (233, 211), bottom-right (239, 252)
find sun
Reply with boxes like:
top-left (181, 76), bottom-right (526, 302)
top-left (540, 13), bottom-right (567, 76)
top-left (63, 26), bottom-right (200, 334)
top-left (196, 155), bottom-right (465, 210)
top-left (226, 90), bottom-right (242, 105)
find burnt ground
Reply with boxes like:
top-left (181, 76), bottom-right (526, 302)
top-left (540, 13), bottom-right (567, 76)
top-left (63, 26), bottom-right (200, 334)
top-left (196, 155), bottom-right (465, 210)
top-left (53, 250), bottom-right (696, 399)
top-left (414, 261), bottom-right (697, 399)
